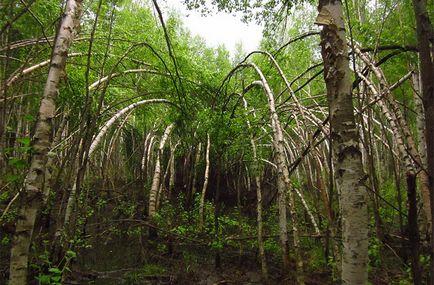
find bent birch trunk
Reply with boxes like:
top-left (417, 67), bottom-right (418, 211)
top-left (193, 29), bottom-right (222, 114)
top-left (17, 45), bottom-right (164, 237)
top-left (148, 123), bottom-right (174, 217)
top-left (64, 99), bottom-right (172, 226)
top-left (247, 64), bottom-right (304, 283)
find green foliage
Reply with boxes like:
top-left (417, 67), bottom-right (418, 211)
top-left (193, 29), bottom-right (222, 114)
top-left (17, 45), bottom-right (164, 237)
top-left (1, 236), bottom-right (11, 246)
top-left (368, 236), bottom-right (381, 269)
top-left (263, 238), bottom-right (280, 254)
top-left (31, 242), bottom-right (77, 285)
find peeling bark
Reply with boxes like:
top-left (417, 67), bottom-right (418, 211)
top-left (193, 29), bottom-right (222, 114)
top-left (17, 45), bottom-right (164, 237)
top-left (316, 1), bottom-right (368, 284)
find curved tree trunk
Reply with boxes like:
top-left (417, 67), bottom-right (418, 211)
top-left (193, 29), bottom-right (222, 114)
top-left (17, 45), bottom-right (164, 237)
top-left (88, 99), bottom-right (172, 156)
top-left (148, 123), bottom-right (175, 218)
top-left (247, 64), bottom-right (304, 283)
top-left (63, 99), bottom-right (172, 226)
top-left (8, 1), bottom-right (82, 284)
top-left (356, 48), bottom-right (432, 229)
top-left (316, 1), bottom-right (368, 284)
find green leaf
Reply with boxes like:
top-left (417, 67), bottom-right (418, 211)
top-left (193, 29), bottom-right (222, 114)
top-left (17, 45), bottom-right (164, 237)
top-left (36, 274), bottom-right (51, 284)
top-left (66, 250), bottom-right (77, 258)
top-left (6, 174), bottom-right (20, 183)
top-left (17, 137), bottom-right (31, 146)
top-left (8, 158), bottom-right (27, 170)
top-left (23, 114), bottom-right (35, 123)
top-left (48, 267), bottom-right (62, 274)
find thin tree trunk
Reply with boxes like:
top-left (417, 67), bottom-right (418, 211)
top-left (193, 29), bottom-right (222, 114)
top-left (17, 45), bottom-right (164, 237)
top-left (199, 133), bottom-right (211, 229)
top-left (246, 65), bottom-right (304, 282)
top-left (168, 141), bottom-right (178, 201)
top-left (251, 141), bottom-right (269, 282)
top-left (191, 142), bottom-right (202, 199)
top-left (407, 174), bottom-right (422, 285)
top-left (293, 186), bottom-right (320, 235)
top-left (411, 71), bottom-right (431, 234)
top-left (8, 1), bottom-right (82, 283)
top-left (141, 132), bottom-right (152, 178)
top-left (148, 123), bottom-right (174, 217)
top-left (242, 96), bottom-right (268, 281)
top-left (316, 1), bottom-right (369, 284)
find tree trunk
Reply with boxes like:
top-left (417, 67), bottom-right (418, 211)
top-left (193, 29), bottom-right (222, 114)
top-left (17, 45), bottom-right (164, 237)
top-left (8, 1), bottom-right (82, 284)
top-left (411, 1), bottom-right (434, 283)
top-left (407, 174), bottom-right (422, 285)
top-left (148, 123), bottom-right (174, 217)
top-left (190, 142), bottom-right (202, 201)
top-left (242, 96), bottom-right (268, 281)
top-left (168, 141), bottom-right (178, 201)
top-left (199, 133), bottom-right (211, 229)
top-left (251, 139), bottom-right (269, 282)
top-left (411, 71), bottom-right (431, 234)
top-left (246, 65), bottom-right (304, 282)
top-left (316, 1), bottom-right (369, 284)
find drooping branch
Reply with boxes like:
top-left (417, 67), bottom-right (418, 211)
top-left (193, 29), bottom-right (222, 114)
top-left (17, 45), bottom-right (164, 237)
top-left (88, 99), bottom-right (173, 156)
top-left (88, 68), bottom-right (169, 90)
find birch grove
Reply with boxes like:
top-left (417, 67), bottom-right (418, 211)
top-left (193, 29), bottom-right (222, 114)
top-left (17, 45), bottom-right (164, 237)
top-left (1, 0), bottom-right (433, 284)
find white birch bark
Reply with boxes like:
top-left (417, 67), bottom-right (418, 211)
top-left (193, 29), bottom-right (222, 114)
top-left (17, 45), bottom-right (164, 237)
top-left (148, 123), bottom-right (174, 217)
top-left (246, 64), bottom-right (304, 283)
top-left (88, 99), bottom-right (171, 156)
top-left (168, 141), bottom-right (178, 197)
top-left (241, 96), bottom-right (268, 280)
top-left (191, 142), bottom-right (202, 198)
top-left (9, 1), bottom-right (82, 283)
top-left (198, 133), bottom-right (211, 228)
top-left (316, 1), bottom-right (368, 284)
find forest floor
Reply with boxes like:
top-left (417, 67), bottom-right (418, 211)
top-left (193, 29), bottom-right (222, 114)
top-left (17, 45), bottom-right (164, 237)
top-left (0, 216), bottom-right (415, 285)
top-left (67, 232), bottom-right (333, 285)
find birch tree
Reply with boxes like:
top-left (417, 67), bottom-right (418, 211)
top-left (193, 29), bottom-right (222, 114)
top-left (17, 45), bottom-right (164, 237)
top-left (316, 0), bottom-right (368, 283)
top-left (8, 1), bottom-right (82, 283)
top-left (148, 123), bottom-right (175, 217)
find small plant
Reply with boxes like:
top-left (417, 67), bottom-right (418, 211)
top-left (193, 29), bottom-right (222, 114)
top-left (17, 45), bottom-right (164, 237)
top-left (368, 236), bottom-right (381, 269)
top-left (31, 241), bottom-right (77, 285)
